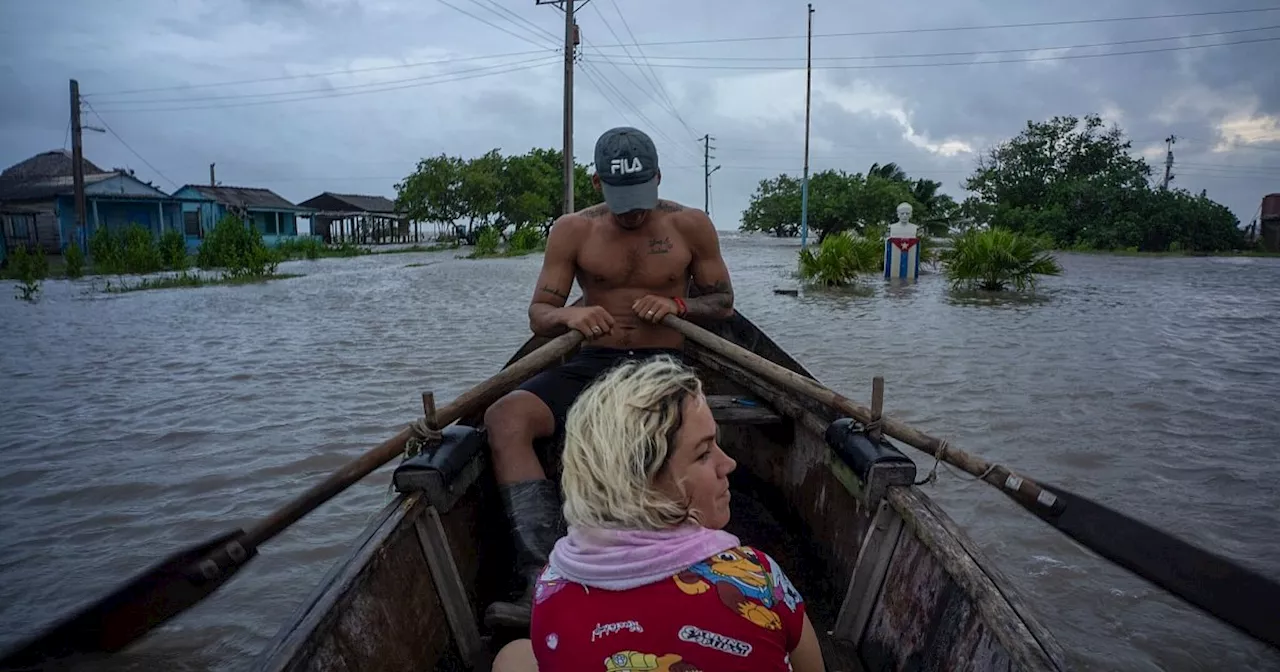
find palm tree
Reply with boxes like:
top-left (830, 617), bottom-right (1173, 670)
top-left (868, 162), bottom-right (908, 183)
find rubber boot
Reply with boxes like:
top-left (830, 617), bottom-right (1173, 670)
top-left (483, 478), bottom-right (565, 630)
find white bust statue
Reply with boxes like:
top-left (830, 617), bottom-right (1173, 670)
top-left (889, 203), bottom-right (917, 239)
top-left (896, 202), bottom-right (913, 225)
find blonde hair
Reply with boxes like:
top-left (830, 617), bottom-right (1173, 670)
top-left (560, 355), bottom-right (704, 530)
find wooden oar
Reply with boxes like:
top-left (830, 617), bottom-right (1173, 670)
top-left (662, 314), bottom-right (1280, 653)
top-left (0, 330), bottom-right (584, 671)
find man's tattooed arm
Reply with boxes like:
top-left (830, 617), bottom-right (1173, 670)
top-left (684, 279), bottom-right (735, 319)
top-left (680, 209), bottom-right (735, 320)
top-left (527, 217), bottom-right (580, 336)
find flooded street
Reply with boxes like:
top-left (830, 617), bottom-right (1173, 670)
top-left (2, 234), bottom-right (1278, 671)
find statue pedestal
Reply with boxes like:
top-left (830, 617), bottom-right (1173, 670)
top-left (884, 221), bottom-right (920, 282)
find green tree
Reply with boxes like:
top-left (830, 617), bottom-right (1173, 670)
top-left (740, 175), bottom-right (802, 237)
top-left (394, 154), bottom-right (465, 227)
top-left (959, 114), bottom-right (1243, 252)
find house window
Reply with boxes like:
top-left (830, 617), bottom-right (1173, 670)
top-left (12, 215), bottom-right (30, 239)
top-left (255, 212), bottom-right (277, 236)
top-left (183, 210), bottom-right (202, 237)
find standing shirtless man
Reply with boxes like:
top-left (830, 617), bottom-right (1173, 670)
top-left (482, 127), bottom-right (735, 629)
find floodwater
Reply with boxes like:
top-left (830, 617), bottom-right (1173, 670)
top-left (1, 235), bottom-right (1278, 671)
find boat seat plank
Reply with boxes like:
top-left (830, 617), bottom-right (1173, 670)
top-left (706, 394), bottom-right (782, 424)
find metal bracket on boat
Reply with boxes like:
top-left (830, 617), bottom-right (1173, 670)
top-left (825, 377), bottom-right (917, 507)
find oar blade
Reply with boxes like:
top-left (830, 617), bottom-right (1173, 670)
top-left (0, 529), bottom-right (255, 671)
top-left (1031, 483), bottom-right (1280, 651)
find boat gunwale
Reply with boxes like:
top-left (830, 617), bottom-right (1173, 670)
top-left (254, 493), bottom-right (425, 671)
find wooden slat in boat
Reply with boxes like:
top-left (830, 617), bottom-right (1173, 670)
top-left (254, 308), bottom-right (1067, 672)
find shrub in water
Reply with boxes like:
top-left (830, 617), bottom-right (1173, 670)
top-left (159, 229), bottom-right (189, 270)
top-left (943, 226), bottom-right (1062, 292)
top-left (119, 224), bottom-right (164, 275)
top-left (10, 246), bottom-right (47, 302)
top-left (63, 241), bottom-right (85, 279)
top-left (508, 225), bottom-right (545, 254)
top-left (89, 226), bottom-right (122, 274)
top-left (197, 214), bottom-right (280, 277)
top-left (474, 226), bottom-right (500, 256)
top-left (798, 232), bottom-right (883, 287)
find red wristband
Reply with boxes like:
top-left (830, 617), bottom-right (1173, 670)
top-left (673, 297), bottom-right (687, 316)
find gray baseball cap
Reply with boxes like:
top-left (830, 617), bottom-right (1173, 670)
top-left (594, 127), bottom-right (660, 213)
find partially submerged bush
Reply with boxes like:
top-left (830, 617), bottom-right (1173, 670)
top-left (159, 230), bottom-right (189, 270)
top-left (197, 214), bottom-right (283, 278)
top-left (9, 245), bottom-right (47, 302)
top-left (943, 227), bottom-right (1062, 292)
top-left (508, 225), bottom-right (545, 254)
top-left (63, 241), bottom-right (84, 279)
top-left (798, 232), bottom-right (883, 287)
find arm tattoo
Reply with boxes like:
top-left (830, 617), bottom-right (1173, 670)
top-left (538, 285), bottom-right (569, 300)
top-left (684, 279), bottom-right (734, 317)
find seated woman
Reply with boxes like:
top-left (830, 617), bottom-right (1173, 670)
top-left (497, 355), bottom-right (824, 672)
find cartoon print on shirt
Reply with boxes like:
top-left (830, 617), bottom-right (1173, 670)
top-left (672, 546), bottom-right (784, 630)
top-left (766, 553), bottom-right (803, 613)
top-left (603, 650), bottom-right (702, 672)
top-left (535, 565), bottom-right (570, 605)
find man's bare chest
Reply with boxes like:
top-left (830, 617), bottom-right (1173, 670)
top-left (576, 233), bottom-right (693, 289)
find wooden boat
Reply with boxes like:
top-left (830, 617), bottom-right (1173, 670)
top-left (254, 309), bottom-right (1068, 671)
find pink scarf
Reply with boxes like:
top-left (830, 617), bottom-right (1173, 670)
top-left (547, 524), bottom-right (741, 591)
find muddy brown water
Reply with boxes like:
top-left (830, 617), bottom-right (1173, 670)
top-left (1, 235), bottom-right (1278, 671)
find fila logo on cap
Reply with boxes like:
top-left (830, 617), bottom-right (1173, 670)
top-left (610, 157), bottom-right (644, 175)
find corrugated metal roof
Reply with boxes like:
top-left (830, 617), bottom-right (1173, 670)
top-left (0, 171), bottom-right (120, 201)
top-left (0, 150), bottom-right (117, 201)
top-left (181, 184), bottom-right (304, 211)
top-left (328, 192), bottom-right (399, 214)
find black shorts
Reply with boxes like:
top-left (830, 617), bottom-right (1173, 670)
top-left (518, 346), bottom-right (686, 436)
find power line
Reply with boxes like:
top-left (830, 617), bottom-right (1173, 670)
top-left (92, 53), bottom-right (552, 106)
top-left (584, 35), bottom-right (1280, 70)
top-left (598, 0), bottom-right (698, 140)
top-left (435, 0), bottom-right (554, 49)
top-left (82, 49), bottom-right (554, 99)
top-left (578, 31), bottom-right (699, 147)
top-left (587, 6), bottom-right (1280, 48)
top-left (91, 58), bottom-right (560, 113)
top-left (588, 25), bottom-right (1280, 62)
top-left (576, 58), bottom-right (700, 162)
top-left (81, 101), bottom-right (180, 189)
top-left (467, 0), bottom-right (561, 45)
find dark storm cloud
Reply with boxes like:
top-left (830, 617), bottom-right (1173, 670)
top-left (0, 0), bottom-right (1275, 222)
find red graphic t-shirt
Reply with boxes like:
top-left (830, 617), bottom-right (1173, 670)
top-left (530, 545), bottom-right (806, 671)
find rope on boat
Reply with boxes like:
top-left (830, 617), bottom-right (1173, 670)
top-left (404, 417), bottom-right (444, 459)
top-left (914, 437), bottom-right (997, 486)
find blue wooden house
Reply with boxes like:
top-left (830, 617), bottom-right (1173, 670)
top-left (171, 184), bottom-right (308, 249)
top-left (0, 150), bottom-right (185, 258)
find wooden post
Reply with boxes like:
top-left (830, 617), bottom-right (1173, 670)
top-left (70, 80), bottom-right (86, 246)
top-left (870, 376), bottom-right (884, 443)
top-left (421, 392), bottom-right (437, 432)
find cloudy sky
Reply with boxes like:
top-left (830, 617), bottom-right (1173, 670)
top-left (2, 0), bottom-right (1278, 230)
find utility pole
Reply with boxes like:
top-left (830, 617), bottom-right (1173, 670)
top-left (69, 79), bottom-right (86, 245)
top-left (210, 163), bottom-right (216, 187)
top-left (799, 3), bottom-right (815, 250)
top-left (1162, 135), bottom-right (1176, 190)
top-left (539, 0), bottom-right (583, 215)
top-left (702, 134), bottom-right (720, 213)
